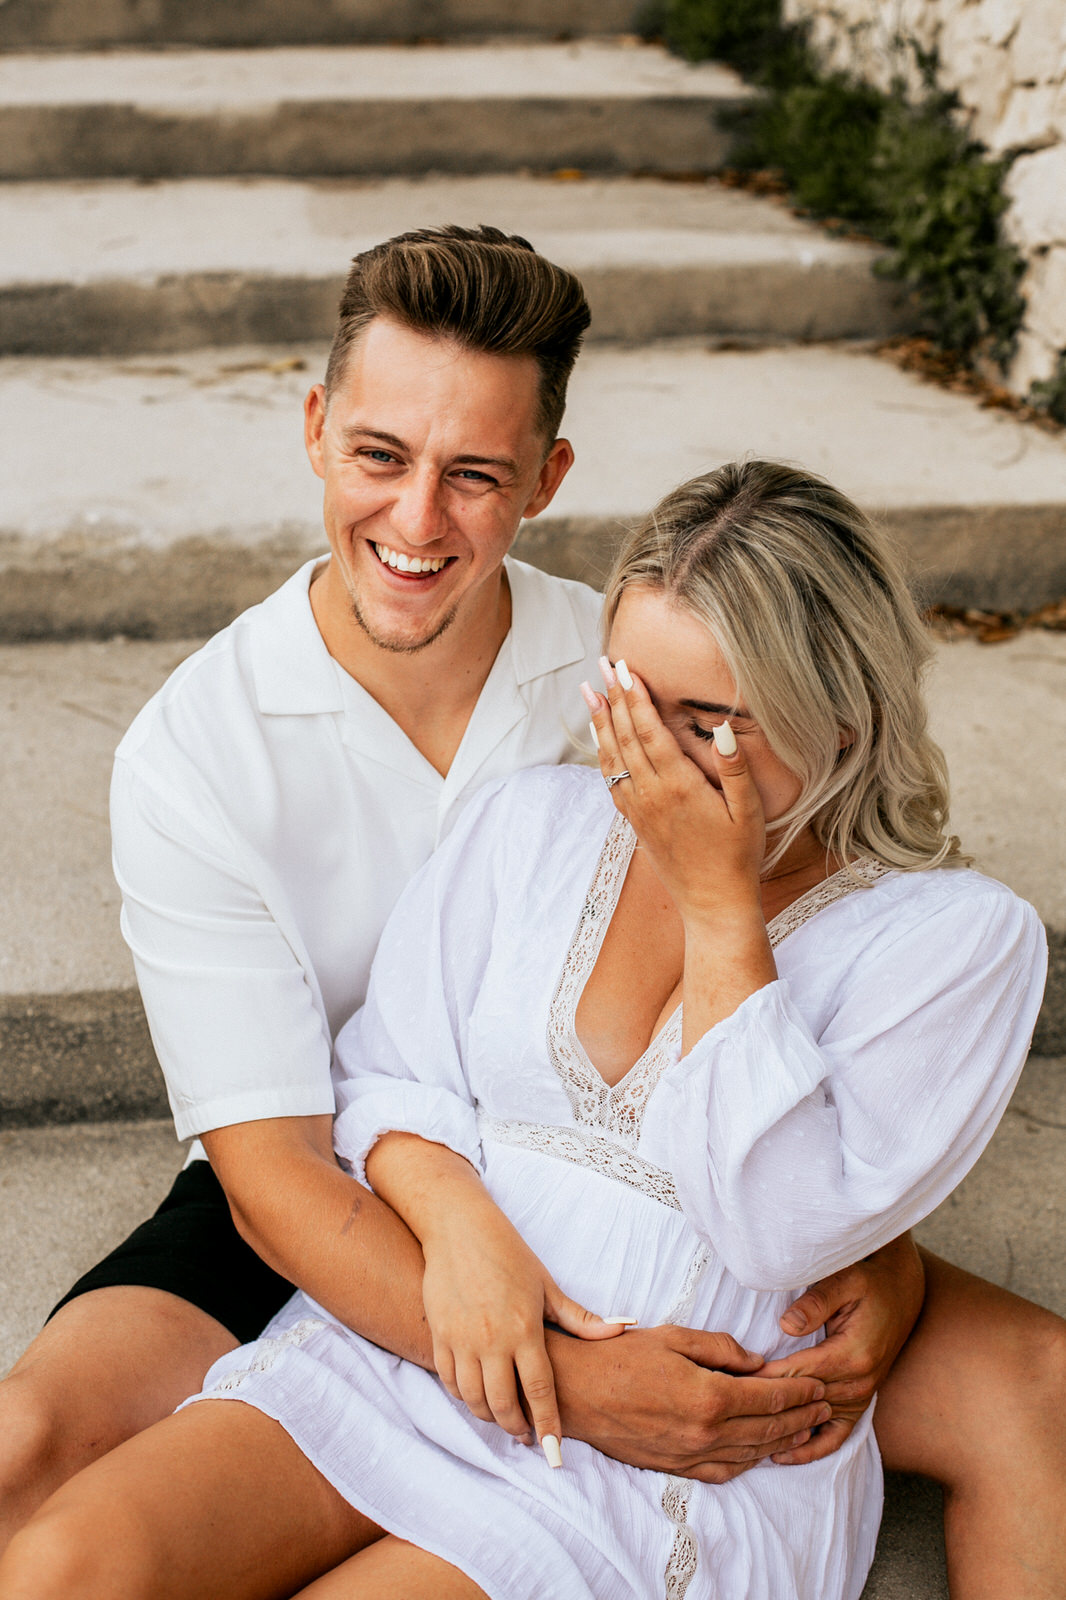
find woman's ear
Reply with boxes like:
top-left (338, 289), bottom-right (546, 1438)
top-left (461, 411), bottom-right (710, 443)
top-left (837, 727), bottom-right (856, 751)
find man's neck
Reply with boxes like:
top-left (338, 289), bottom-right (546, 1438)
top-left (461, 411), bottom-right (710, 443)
top-left (310, 561), bottom-right (513, 778)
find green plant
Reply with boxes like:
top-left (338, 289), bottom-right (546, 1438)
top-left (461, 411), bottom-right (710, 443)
top-left (657, 0), bottom-right (1028, 368)
top-left (872, 96), bottom-right (1025, 365)
top-left (1029, 352), bottom-right (1066, 425)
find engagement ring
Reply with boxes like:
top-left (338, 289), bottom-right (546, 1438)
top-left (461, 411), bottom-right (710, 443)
top-left (604, 771), bottom-right (631, 790)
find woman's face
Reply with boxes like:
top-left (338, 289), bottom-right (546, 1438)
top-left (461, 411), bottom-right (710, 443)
top-left (606, 585), bottom-right (804, 825)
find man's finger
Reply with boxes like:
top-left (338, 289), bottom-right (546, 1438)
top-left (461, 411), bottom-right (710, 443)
top-left (703, 1372), bottom-right (827, 1418)
top-left (673, 1328), bottom-right (764, 1374)
top-left (772, 1416), bottom-right (857, 1466)
top-left (780, 1275), bottom-right (855, 1336)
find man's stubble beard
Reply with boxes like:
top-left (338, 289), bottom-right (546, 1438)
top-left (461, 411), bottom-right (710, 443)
top-left (348, 590), bottom-right (460, 655)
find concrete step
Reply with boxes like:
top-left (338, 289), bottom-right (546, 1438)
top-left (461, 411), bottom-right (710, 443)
top-left (0, 0), bottom-right (645, 52)
top-left (0, 175), bottom-right (911, 357)
top-left (1, 629), bottom-right (1062, 1128)
top-left (0, 42), bottom-right (754, 182)
top-left (1, 340), bottom-right (1064, 646)
top-left (6, 1057), bottom-right (1066, 1600)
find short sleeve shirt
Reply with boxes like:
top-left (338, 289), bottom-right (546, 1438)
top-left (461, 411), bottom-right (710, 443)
top-left (111, 555), bottom-right (603, 1140)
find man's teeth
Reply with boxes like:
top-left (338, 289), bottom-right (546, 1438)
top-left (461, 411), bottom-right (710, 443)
top-left (373, 543), bottom-right (448, 574)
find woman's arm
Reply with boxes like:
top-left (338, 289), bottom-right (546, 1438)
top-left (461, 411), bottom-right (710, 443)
top-left (366, 1130), bottom-right (625, 1465)
top-left (587, 665), bottom-right (1045, 1291)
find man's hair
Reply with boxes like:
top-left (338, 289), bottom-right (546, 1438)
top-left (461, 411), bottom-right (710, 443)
top-left (324, 224), bottom-right (591, 441)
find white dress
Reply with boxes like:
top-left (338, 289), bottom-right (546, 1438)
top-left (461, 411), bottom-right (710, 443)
top-left (188, 765), bottom-right (1046, 1600)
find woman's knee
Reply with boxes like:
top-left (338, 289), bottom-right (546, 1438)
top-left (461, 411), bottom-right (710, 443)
top-left (0, 1500), bottom-right (159, 1600)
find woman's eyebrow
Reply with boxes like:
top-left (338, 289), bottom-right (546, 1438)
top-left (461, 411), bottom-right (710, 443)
top-left (679, 697), bottom-right (753, 719)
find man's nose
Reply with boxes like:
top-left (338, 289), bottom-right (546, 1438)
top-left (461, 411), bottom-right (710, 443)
top-left (389, 473), bottom-right (445, 547)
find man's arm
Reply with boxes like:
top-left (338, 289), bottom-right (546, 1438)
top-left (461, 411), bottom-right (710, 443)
top-left (204, 1114), bottom-right (832, 1478)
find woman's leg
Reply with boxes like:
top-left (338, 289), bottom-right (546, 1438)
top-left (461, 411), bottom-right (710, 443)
top-left (0, 1398), bottom-right (382, 1600)
top-left (874, 1250), bottom-right (1066, 1600)
top-left (295, 1536), bottom-right (488, 1600)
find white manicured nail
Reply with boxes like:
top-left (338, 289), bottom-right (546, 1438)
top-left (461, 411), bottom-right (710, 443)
top-left (598, 655), bottom-right (616, 689)
top-left (603, 1317), bottom-right (638, 1326)
top-left (713, 720), bottom-right (737, 756)
top-left (541, 1434), bottom-right (563, 1469)
top-left (589, 721), bottom-right (600, 750)
top-left (615, 659), bottom-right (634, 692)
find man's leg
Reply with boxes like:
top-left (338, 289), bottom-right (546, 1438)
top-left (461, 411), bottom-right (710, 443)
top-left (0, 1286), bottom-right (235, 1552)
top-left (0, 1398), bottom-right (379, 1600)
top-left (874, 1250), bottom-right (1066, 1600)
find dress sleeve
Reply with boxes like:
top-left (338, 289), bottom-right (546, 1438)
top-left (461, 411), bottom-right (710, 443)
top-left (331, 783), bottom-right (505, 1186)
top-left (655, 882), bottom-right (1046, 1290)
top-left (111, 758), bottom-right (335, 1141)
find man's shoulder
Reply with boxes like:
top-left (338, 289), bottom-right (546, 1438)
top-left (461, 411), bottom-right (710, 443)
top-left (506, 556), bottom-right (602, 630)
top-left (116, 560), bottom-right (324, 765)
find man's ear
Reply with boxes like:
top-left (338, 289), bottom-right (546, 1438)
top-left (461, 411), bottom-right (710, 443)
top-left (522, 437), bottom-right (575, 520)
top-left (304, 384), bottom-right (327, 481)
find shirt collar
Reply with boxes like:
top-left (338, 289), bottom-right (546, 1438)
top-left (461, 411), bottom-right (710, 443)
top-left (504, 554), bottom-right (592, 685)
top-left (250, 552), bottom-right (592, 716)
top-left (250, 558), bottom-right (344, 715)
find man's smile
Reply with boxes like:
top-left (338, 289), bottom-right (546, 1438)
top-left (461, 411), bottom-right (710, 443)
top-left (370, 541), bottom-right (457, 579)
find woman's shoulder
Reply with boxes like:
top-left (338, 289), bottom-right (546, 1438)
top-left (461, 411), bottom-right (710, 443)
top-left (830, 861), bottom-right (1045, 970)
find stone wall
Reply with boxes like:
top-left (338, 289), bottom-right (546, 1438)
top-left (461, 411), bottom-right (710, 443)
top-left (781, 0), bottom-right (1066, 393)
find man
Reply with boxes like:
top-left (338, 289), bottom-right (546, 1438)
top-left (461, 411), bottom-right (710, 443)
top-left (1, 227), bottom-right (1062, 1598)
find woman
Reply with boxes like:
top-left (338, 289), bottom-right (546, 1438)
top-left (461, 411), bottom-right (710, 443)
top-left (0, 461), bottom-right (1045, 1600)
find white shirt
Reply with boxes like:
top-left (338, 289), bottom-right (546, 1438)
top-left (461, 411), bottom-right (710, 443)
top-left (111, 555), bottom-right (603, 1141)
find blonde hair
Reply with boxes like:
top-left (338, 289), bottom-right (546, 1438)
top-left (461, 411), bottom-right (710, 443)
top-left (603, 460), bottom-right (967, 875)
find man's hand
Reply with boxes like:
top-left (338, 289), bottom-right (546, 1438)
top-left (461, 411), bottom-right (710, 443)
top-left (548, 1324), bottom-right (831, 1483)
top-left (760, 1233), bottom-right (926, 1465)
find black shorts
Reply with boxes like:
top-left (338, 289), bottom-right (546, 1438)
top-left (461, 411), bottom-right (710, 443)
top-left (48, 1161), bottom-right (295, 1345)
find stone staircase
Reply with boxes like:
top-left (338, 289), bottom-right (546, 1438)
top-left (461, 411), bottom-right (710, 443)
top-left (1, 8), bottom-right (1063, 1591)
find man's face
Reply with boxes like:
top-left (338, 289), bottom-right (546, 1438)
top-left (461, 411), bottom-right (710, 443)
top-left (304, 317), bottom-right (574, 655)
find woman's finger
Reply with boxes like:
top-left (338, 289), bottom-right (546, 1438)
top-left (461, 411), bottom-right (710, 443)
top-left (599, 657), bottom-right (657, 784)
top-left (711, 726), bottom-right (764, 827)
top-left (481, 1354), bottom-right (535, 1441)
top-left (614, 664), bottom-right (692, 780)
top-left (453, 1353), bottom-right (494, 1425)
top-left (514, 1341), bottom-right (564, 1469)
top-left (581, 682), bottom-right (629, 801)
top-left (544, 1282), bottom-right (633, 1342)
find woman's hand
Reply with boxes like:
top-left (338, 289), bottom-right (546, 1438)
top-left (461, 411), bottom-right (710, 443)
top-left (421, 1196), bottom-right (627, 1463)
top-left (366, 1132), bottom-right (627, 1466)
top-left (582, 658), bottom-right (766, 927)
top-left (583, 660), bottom-right (777, 1050)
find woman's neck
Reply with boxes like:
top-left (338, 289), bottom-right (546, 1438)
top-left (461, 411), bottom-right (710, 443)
top-left (759, 831), bottom-right (840, 923)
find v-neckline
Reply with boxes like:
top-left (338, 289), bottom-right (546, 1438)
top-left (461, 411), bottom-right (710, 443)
top-left (546, 812), bottom-right (888, 1148)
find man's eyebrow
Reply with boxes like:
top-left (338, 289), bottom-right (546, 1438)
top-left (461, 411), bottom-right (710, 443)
top-left (341, 426), bottom-right (517, 473)
top-left (679, 697), bottom-right (753, 719)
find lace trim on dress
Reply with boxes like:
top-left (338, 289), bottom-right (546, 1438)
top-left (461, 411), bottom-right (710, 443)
top-left (661, 1478), bottom-right (699, 1600)
top-left (548, 820), bottom-right (889, 1151)
top-left (203, 1318), bottom-right (326, 1394)
top-left (478, 1113), bottom-right (681, 1210)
